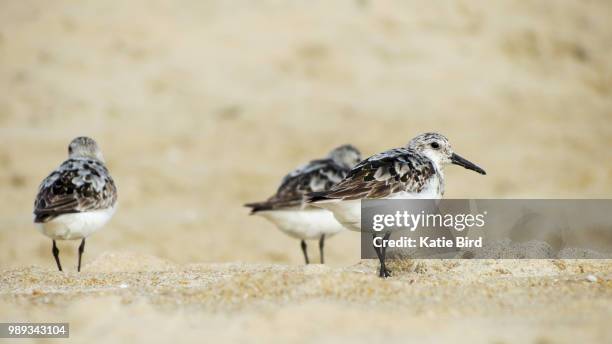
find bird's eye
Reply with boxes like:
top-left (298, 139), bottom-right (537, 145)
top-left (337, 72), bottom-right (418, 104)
top-left (430, 142), bottom-right (440, 149)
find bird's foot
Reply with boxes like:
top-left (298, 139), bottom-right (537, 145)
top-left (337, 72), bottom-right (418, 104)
top-left (379, 267), bottom-right (392, 278)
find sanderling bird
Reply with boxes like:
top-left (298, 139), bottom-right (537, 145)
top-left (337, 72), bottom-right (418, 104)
top-left (245, 145), bottom-right (361, 264)
top-left (33, 137), bottom-right (118, 272)
top-left (308, 133), bottom-right (486, 277)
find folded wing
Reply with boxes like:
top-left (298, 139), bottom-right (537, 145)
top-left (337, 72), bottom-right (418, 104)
top-left (245, 159), bottom-right (350, 213)
top-left (34, 159), bottom-right (117, 223)
top-left (308, 148), bottom-right (436, 202)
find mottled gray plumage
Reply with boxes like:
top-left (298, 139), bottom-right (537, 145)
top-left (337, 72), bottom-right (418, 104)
top-left (245, 145), bottom-right (361, 212)
top-left (308, 132), bottom-right (486, 202)
top-left (34, 137), bottom-right (117, 223)
top-left (308, 147), bottom-right (437, 201)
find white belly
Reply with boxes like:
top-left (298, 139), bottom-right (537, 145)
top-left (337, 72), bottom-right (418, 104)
top-left (313, 200), bottom-right (362, 232)
top-left (314, 182), bottom-right (443, 232)
top-left (36, 206), bottom-right (117, 240)
top-left (256, 207), bottom-right (346, 240)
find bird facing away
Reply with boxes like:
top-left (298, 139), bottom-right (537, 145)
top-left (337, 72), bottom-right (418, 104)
top-left (308, 133), bottom-right (486, 277)
top-left (245, 144), bottom-right (361, 264)
top-left (33, 137), bottom-right (118, 272)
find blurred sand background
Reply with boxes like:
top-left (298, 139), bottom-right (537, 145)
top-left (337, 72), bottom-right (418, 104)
top-left (0, 0), bottom-right (611, 342)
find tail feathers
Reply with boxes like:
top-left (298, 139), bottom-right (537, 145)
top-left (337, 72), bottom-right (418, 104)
top-left (244, 202), bottom-right (273, 214)
top-left (33, 213), bottom-right (53, 223)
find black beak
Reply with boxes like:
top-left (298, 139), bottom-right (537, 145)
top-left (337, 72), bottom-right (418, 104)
top-left (450, 153), bottom-right (486, 175)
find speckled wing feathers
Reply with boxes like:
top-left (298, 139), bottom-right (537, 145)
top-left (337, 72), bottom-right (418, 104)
top-left (34, 158), bottom-right (117, 223)
top-left (308, 148), bottom-right (436, 201)
top-left (245, 159), bottom-right (350, 212)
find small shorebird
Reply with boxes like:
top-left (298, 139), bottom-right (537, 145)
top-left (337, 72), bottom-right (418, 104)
top-left (308, 133), bottom-right (486, 277)
top-left (245, 145), bottom-right (361, 264)
top-left (33, 137), bottom-right (118, 272)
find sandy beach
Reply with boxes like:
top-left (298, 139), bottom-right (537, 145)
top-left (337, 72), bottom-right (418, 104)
top-left (0, 0), bottom-right (611, 342)
top-left (2, 254), bottom-right (611, 343)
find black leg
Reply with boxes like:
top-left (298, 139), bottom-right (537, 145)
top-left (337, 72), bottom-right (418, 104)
top-left (52, 240), bottom-right (62, 272)
top-left (77, 238), bottom-right (86, 272)
top-left (373, 233), bottom-right (391, 278)
top-left (319, 235), bottom-right (325, 264)
top-left (301, 240), bottom-right (310, 264)
top-left (381, 232), bottom-right (392, 278)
